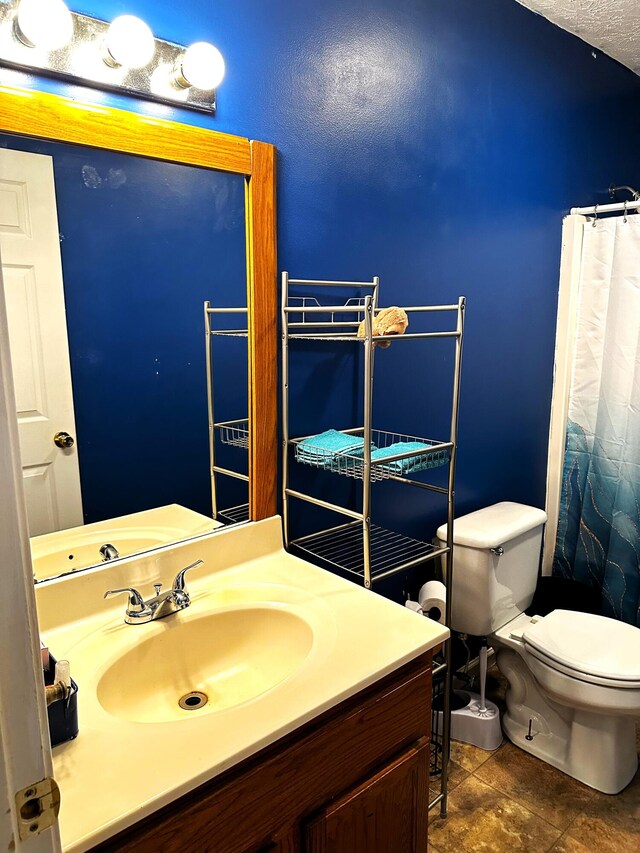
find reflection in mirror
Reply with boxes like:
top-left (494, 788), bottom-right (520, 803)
top-left (0, 134), bottom-right (250, 582)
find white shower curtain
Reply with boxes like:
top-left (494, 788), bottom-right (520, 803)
top-left (552, 214), bottom-right (640, 625)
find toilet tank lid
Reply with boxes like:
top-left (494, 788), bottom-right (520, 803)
top-left (436, 502), bottom-right (547, 549)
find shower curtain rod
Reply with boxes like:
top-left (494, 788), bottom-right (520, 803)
top-left (570, 200), bottom-right (640, 216)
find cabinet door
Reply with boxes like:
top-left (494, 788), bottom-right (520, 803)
top-left (303, 739), bottom-right (429, 853)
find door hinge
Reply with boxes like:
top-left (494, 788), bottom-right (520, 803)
top-left (15, 777), bottom-right (60, 840)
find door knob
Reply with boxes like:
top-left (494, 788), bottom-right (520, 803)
top-left (54, 431), bottom-right (75, 449)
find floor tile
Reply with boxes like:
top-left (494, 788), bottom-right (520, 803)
top-left (474, 742), bottom-right (594, 830)
top-left (549, 835), bottom-right (591, 853)
top-left (430, 760), bottom-right (470, 828)
top-left (450, 738), bottom-right (501, 774)
top-left (565, 767), bottom-right (640, 853)
top-left (448, 758), bottom-right (471, 790)
top-left (429, 774), bottom-right (562, 853)
top-left (430, 758), bottom-right (471, 810)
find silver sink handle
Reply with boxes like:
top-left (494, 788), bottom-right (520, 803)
top-left (104, 587), bottom-right (145, 611)
top-left (172, 559), bottom-right (204, 593)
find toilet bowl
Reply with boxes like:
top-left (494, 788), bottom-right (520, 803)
top-left (493, 611), bottom-right (640, 793)
top-left (438, 502), bottom-right (640, 794)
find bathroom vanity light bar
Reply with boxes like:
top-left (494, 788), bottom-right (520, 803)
top-left (0, 0), bottom-right (224, 113)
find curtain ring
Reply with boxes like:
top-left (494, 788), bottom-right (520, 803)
top-left (624, 200), bottom-right (628, 224)
top-left (592, 204), bottom-right (599, 228)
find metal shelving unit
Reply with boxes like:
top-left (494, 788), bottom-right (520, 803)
top-left (280, 272), bottom-right (465, 818)
top-left (204, 301), bottom-right (249, 524)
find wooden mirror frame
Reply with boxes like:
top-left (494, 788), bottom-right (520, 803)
top-left (0, 85), bottom-right (277, 522)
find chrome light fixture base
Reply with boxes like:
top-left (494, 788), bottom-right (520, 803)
top-left (0, 1), bottom-right (218, 113)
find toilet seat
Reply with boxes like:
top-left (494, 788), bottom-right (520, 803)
top-left (523, 609), bottom-right (640, 689)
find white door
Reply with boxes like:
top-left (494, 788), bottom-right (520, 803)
top-left (0, 148), bottom-right (83, 536)
top-left (0, 259), bottom-right (60, 851)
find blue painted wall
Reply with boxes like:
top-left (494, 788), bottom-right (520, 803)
top-left (7, 0), bottom-right (640, 573)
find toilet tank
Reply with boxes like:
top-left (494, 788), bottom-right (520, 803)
top-left (436, 502), bottom-right (547, 636)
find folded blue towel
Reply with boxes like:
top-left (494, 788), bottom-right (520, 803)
top-left (371, 441), bottom-right (448, 473)
top-left (297, 429), bottom-right (369, 461)
top-left (295, 430), bottom-right (378, 473)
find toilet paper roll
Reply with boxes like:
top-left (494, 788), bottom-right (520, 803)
top-left (418, 580), bottom-right (446, 624)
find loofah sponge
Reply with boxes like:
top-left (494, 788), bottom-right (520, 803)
top-left (357, 306), bottom-right (409, 348)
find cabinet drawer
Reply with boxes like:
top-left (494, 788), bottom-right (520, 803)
top-left (304, 738), bottom-right (429, 853)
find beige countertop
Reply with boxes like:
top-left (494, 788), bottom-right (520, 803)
top-left (36, 516), bottom-right (448, 852)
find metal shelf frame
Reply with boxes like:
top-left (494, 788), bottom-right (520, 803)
top-left (280, 272), bottom-right (466, 819)
top-left (204, 301), bottom-right (250, 523)
top-left (216, 503), bottom-right (250, 525)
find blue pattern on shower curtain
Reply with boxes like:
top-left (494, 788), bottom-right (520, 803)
top-left (553, 420), bottom-right (640, 626)
top-left (552, 216), bottom-right (640, 627)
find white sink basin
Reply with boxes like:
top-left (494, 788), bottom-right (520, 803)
top-left (96, 607), bottom-right (314, 723)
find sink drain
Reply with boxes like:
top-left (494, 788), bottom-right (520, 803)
top-left (178, 691), bottom-right (208, 711)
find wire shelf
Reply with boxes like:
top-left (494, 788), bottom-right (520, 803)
top-left (209, 330), bottom-right (248, 337)
top-left (286, 295), bottom-right (367, 342)
top-left (287, 331), bottom-right (460, 342)
top-left (215, 419), bottom-right (249, 449)
top-left (217, 503), bottom-right (250, 524)
top-left (292, 429), bottom-right (450, 481)
top-left (287, 295), bottom-right (367, 325)
top-left (290, 521), bottom-right (442, 582)
top-left (285, 295), bottom-right (460, 342)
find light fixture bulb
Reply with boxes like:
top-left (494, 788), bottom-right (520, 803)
top-left (104, 15), bottom-right (155, 69)
top-left (176, 42), bottom-right (225, 90)
top-left (15, 0), bottom-right (73, 51)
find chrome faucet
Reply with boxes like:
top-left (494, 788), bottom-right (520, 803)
top-left (104, 559), bottom-right (204, 624)
top-left (100, 543), bottom-right (120, 561)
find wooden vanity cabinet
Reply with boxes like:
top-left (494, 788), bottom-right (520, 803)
top-left (302, 739), bottom-right (429, 853)
top-left (93, 653), bottom-right (433, 853)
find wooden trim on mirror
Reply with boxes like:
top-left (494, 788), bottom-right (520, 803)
top-left (0, 86), bottom-right (251, 173)
top-left (247, 141), bottom-right (278, 520)
top-left (0, 85), bottom-right (277, 521)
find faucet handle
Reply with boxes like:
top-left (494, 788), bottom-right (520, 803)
top-left (172, 559), bottom-right (204, 593)
top-left (104, 587), bottom-right (145, 611)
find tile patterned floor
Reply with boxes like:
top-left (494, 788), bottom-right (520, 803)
top-left (428, 666), bottom-right (640, 852)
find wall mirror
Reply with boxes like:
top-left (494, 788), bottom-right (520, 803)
top-left (0, 86), bottom-right (277, 582)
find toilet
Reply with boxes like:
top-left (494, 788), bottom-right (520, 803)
top-left (437, 501), bottom-right (640, 794)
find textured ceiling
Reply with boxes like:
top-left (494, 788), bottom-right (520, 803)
top-left (516, 0), bottom-right (640, 74)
